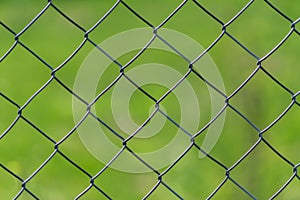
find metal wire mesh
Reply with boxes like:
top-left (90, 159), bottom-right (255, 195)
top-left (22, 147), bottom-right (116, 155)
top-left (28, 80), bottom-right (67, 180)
top-left (0, 0), bottom-right (299, 199)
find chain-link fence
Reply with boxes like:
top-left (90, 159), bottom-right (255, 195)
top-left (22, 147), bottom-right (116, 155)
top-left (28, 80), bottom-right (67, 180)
top-left (0, 0), bottom-right (299, 199)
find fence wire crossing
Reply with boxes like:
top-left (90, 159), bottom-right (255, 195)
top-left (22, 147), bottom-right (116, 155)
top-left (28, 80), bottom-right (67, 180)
top-left (0, 0), bottom-right (300, 199)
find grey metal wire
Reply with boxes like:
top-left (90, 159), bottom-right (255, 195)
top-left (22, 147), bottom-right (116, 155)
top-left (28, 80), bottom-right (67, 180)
top-left (0, 0), bottom-right (299, 199)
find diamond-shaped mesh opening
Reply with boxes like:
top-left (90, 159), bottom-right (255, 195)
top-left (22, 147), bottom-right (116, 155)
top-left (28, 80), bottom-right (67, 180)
top-left (0, 118), bottom-right (53, 178)
top-left (229, 70), bottom-right (292, 129)
top-left (19, 7), bottom-right (84, 67)
top-left (52, 1), bottom-right (118, 30)
top-left (263, 33), bottom-right (300, 92)
top-left (57, 131), bottom-right (103, 175)
top-left (163, 147), bottom-right (225, 199)
top-left (206, 108), bottom-right (258, 166)
top-left (0, 45), bottom-right (50, 104)
top-left (230, 143), bottom-right (293, 199)
top-left (22, 81), bottom-right (75, 141)
top-left (227, 0), bottom-right (292, 57)
top-left (263, 106), bottom-right (300, 163)
top-left (0, 1), bottom-right (46, 32)
top-left (164, 1), bottom-right (221, 49)
top-left (88, 3), bottom-right (149, 46)
top-left (52, 42), bottom-right (96, 88)
top-left (205, 35), bottom-right (257, 94)
top-left (93, 163), bottom-right (157, 199)
top-left (26, 153), bottom-right (90, 199)
top-left (126, 88), bottom-right (181, 152)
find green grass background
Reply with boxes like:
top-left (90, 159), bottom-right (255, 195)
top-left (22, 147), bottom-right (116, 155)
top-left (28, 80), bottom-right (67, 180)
top-left (0, 0), bottom-right (300, 199)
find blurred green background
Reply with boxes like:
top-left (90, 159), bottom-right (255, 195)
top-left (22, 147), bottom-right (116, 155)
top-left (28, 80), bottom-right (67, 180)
top-left (0, 0), bottom-right (299, 199)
